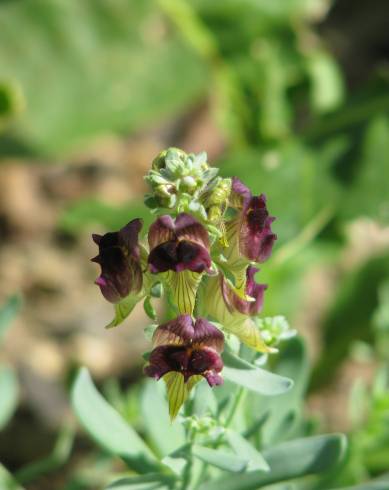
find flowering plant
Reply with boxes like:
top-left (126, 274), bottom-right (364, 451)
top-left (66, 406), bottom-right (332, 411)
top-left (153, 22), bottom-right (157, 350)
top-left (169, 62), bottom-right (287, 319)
top-left (70, 148), bottom-right (348, 489)
top-left (92, 148), bottom-right (282, 419)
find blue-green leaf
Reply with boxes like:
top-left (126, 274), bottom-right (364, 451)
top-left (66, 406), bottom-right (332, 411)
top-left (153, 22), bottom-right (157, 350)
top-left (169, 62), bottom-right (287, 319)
top-left (0, 365), bottom-right (19, 430)
top-left (141, 380), bottom-right (185, 457)
top-left (225, 429), bottom-right (269, 472)
top-left (222, 351), bottom-right (293, 395)
top-left (199, 434), bottom-right (346, 490)
top-left (71, 368), bottom-right (158, 473)
top-left (192, 445), bottom-right (248, 473)
top-left (105, 474), bottom-right (174, 490)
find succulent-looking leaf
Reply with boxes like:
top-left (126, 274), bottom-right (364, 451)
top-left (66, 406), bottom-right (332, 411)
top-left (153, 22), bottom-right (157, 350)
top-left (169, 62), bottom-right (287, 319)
top-left (162, 270), bottom-right (203, 315)
top-left (225, 429), bottom-right (270, 472)
top-left (163, 372), bottom-right (201, 421)
top-left (198, 434), bottom-right (346, 490)
top-left (71, 368), bottom-right (158, 473)
top-left (106, 292), bottom-right (144, 329)
top-left (192, 445), bottom-right (249, 472)
top-left (140, 380), bottom-right (185, 457)
top-left (105, 473), bottom-right (174, 490)
top-left (222, 351), bottom-right (292, 395)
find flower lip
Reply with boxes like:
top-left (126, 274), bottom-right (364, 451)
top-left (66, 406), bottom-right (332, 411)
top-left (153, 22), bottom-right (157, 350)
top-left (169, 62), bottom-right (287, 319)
top-left (148, 213), bottom-right (211, 274)
top-left (91, 218), bottom-right (143, 303)
top-left (144, 344), bottom-right (224, 387)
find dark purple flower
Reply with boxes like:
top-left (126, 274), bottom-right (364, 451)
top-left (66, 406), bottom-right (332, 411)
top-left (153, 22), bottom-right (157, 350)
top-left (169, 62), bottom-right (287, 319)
top-left (221, 266), bottom-right (267, 316)
top-left (148, 213), bottom-right (211, 274)
top-left (227, 177), bottom-right (277, 263)
top-left (91, 219), bottom-right (143, 303)
top-left (144, 315), bottom-right (224, 386)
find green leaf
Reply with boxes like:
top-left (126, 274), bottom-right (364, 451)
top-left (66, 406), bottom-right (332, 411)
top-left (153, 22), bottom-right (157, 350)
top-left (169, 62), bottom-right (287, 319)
top-left (306, 50), bottom-right (345, 113)
top-left (222, 351), bottom-right (293, 395)
top-left (199, 434), bottom-right (346, 490)
top-left (71, 368), bottom-right (158, 472)
top-left (192, 444), bottom-right (248, 473)
top-left (0, 365), bottom-right (19, 430)
top-left (0, 0), bottom-right (207, 155)
top-left (143, 297), bottom-right (157, 321)
top-left (105, 474), bottom-right (174, 490)
top-left (225, 429), bottom-right (269, 472)
top-left (0, 464), bottom-right (25, 490)
top-left (15, 425), bottom-right (74, 484)
top-left (140, 380), bottom-right (185, 457)
top-left (106, 293), bottom-right (143, 329)
top-left (0, 295), bottom-right (22, 343)
top-left (335, 483), bottom-right (389, 490)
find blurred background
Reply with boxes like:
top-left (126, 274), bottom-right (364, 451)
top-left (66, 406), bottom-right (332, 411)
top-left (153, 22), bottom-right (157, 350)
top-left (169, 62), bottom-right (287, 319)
top-left (1, 0), bottom-right (389, 488)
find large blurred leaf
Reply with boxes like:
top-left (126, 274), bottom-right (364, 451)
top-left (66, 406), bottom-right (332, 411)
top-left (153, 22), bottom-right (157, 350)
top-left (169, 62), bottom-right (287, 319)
top-left (0, 295), bottom-right (21, 343)
top-left (199, 434), bottom-right (346, 490)
top-left (59, 199), bottom-right (154, 235)
top-left (71, 368), bottom-right (159, 473)
top-left (311, 253), bottom-right (389, 390)
top-left (0, 0), bottom-right (207, 155)
top-left (341, 116), bottom-right (389, 224)
top-left (0, 464), bottom-right (25, 490)
top-left (0, 365), bottom-right (18, 430)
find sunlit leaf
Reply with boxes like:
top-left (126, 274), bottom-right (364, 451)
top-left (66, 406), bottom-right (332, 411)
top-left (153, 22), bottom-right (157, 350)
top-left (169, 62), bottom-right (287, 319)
top-left (0, 464), bottom-right (25, 490)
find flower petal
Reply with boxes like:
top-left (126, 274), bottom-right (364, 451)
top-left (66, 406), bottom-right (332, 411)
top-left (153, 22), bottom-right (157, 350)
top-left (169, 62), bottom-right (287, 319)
top-left (175, 213), bottom-right (210, 250)
top-left (148, 215), bottom-right (176, 250)
top-left (192, 318), bottom-right (224, 353)
top-left (152, 315), bottom-right (194, 347)
top-left (240, 195), bottom-right (277, 263)
top-left (230, 177), bottom-right (252, 209)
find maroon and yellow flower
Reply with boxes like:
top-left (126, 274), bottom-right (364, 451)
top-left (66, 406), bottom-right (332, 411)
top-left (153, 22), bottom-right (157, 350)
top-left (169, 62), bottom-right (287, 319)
top-left (145, 315), bottom-right (224, 385)
top-left (91, 219), bottom-right (143, 303)
top-left (148, 213), bottom-right (212, 274)
top-left (204, 267), bottom-right (273, 353)
top-left (147, 214), bottom-right (212, 315)
top-left (144, 315), bottom-right (224, 419)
